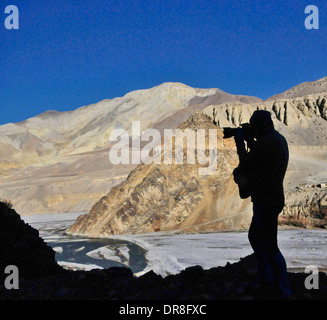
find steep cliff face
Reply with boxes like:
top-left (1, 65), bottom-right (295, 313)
top-left (203, 93), bottom-right (327, 146)
top-left (280, 185), bottom-right (327, 228)
top-left (203, 94), bottom-right (327, 228)
top-left (67, 112), bottom-right (252, 236)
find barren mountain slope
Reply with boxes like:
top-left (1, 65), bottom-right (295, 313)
top-left (266, 76), bottom-right (327, 101)
top-left (0, 82), bottom-right (260, 214)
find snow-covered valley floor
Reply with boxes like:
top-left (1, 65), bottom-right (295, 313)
top-left (23, 212), bottom-right (327, 277)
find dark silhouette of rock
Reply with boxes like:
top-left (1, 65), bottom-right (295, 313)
top-left (0, 202), bottom-right (326, 300)
top-left (0, 202), bottom-right (61, 281)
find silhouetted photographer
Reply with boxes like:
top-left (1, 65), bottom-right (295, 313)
top-left (224, 110), bottom-right (292, 299)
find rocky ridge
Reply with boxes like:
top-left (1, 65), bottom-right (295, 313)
top-left (202, 93), bottom-right (327, 228)
top-left (69, 86), bottom-right (327, 237)
top-left (265, 76), bottom-right (327, 101)
top-left (67, 111), bottom-right (252, 236)
top-left (203, 93), bottom-right (327, 145)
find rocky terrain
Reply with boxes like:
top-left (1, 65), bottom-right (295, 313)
top-left (280, 184), bottom-right (327, 228)
top-left (0, 83), bottom-right (260, 215)
top-left (1, 202), bottom-right (326, 300)
top-left (202, 92), bottom-right (327, 229)
top-left (0, 202), bottom-right (61, 281)
top-left (1, 77), bottom-right (327, 235)
top-left (203, 93), bottom-right (327, 146)
top-left (67, 111), bottom-right (253, 236)
top-left (68, 80), bottom-right (327, 236)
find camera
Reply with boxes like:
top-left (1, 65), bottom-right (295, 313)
top-left (223, 123), bottom-right (252, 140)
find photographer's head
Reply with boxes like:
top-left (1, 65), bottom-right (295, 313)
top-left (250, 110), bottom-right (274, 138)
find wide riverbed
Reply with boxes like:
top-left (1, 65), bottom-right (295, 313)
top-left (22, 212), bottom-right (327, 277)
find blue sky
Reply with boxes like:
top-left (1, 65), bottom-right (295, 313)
top-left (1, 0), bottom-right (326, 125)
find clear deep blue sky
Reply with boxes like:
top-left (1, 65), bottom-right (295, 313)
top-left (1, 0), bottom-right (326, 125)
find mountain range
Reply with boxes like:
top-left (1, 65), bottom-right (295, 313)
top-left (0, 83), bottom-right (260, 214)
top-left (1, 77), bottom-right (327, 235)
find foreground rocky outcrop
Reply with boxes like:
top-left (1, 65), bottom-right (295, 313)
top-left (1, 202), bottom-right (327, 300)
top-left (0, 202), bottom-right (61, 281)
top-left (3, 253), bottom-right (327, 300)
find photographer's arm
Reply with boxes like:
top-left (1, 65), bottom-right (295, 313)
top-left (234, 129), bottom-right (249, 163)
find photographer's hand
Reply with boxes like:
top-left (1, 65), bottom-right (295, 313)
top-left (234, 128), bottom-right (244, 143)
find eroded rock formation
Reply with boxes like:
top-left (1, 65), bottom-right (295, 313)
top-left (280, 185), bottom-right (327, 228)
top-left (67, 112), bottom-right (252, 236)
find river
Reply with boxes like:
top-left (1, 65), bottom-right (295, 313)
top-left (22, 212), bottom-right (327, 277)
